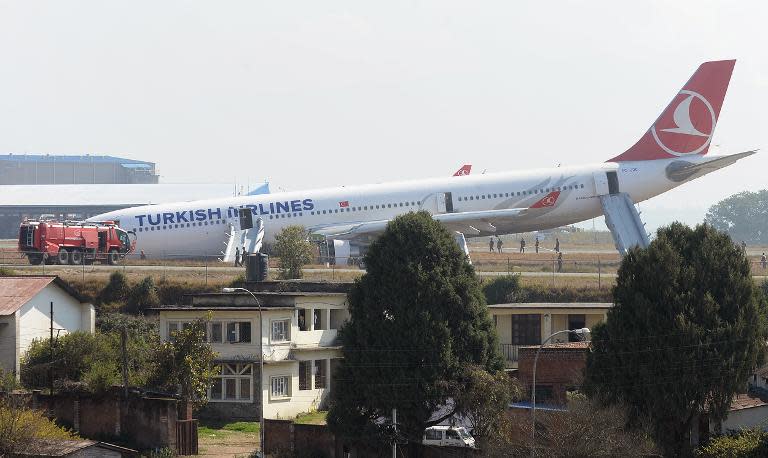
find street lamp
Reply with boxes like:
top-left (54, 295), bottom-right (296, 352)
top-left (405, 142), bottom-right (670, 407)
top-left (222, 287), bottom-right (264, 457)
top-left (530, 327), bottom-right (590, 457)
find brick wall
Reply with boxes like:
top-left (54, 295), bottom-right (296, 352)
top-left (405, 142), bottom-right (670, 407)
top-left (517, 343), bottom-right (588, 405)
top-left (31, 391), bottom-right (177, 450)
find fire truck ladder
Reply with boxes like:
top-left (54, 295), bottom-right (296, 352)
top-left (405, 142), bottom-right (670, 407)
top-left (600, 192), bottom-right (650, 255)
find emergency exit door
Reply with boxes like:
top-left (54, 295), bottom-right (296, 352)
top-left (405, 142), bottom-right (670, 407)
top-left (436, 192), bottom-right (454, 213)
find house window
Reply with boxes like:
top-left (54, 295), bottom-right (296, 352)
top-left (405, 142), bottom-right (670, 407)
top-left (271, 319), bottom-right (290, 342)
top-left (224, 322), bottom-right (252, 343)
top-left (167, 321), bottom-right (192, 339)
top-left (271, 375), bottom-right (290, 398)
top-left (532, 385), bottom-right (554, 403)
top-left (209, 363), bottom-right (253, 402)
top-left (314, 360), bottom-right (326, 389)
top-left (511, 314), bottom-right (541, 345)
top-left (210, 322), bottom-right (222, 343)
top-left (298, 309), bottom-right (309, 331)
top-left (299, 361), bottom-right (312, 390)
top-left (568, 314), bottom-right (586, 342)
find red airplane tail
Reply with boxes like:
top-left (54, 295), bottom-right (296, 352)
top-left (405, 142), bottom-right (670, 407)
top-left (453, 164), bottom-right (472, 176)
top-left (608, 59), bottom-right (735, 162)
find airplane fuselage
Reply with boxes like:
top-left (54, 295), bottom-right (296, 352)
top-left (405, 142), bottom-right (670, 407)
top-left (91, 155), bottom-right (710, 258)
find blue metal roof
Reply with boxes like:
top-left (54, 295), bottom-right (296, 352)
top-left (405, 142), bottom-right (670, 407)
top-left (0, 154), bottom-right (154, 166)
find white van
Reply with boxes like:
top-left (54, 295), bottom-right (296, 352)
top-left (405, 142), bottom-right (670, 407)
top-left (422, 425), bottom-right (476, 448)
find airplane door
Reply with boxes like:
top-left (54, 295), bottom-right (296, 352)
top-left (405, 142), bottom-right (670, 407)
top-left (592, 171), bottom-right (609, 196)
top-left (606, 171), bottom-right (620, 194)
top-left (443, 192), bottom-right (454, 213)
top-left (436, 192), bottom-right (454, 214)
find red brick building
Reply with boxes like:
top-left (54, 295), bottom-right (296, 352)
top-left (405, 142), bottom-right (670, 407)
top-left (516, 341), bottom-right (589, 406)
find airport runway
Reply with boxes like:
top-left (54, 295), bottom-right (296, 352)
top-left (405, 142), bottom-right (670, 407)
top-left (0, 263), bottom-right (616, 279)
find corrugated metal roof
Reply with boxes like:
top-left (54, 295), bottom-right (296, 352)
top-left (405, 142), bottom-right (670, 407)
top-left (0, 276), bottom-right (55, 315)
top-left (0, 183), bottom-right (234, 207)
top-left (488, 302), bottom-right (613, 309)
top-left (0, 154), bottom-right (153, 165)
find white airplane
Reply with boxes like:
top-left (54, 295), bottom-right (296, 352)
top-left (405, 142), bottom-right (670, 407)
top-left (91, 60), bottom-right (754, 260)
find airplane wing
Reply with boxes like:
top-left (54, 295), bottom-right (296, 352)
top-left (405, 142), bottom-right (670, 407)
top-left (308, 190), bottom-right (562, 241)
top-left (308, 208), bottom-right (527, 242)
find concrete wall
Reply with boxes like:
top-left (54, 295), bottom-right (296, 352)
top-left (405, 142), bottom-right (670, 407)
top-left (719, 406), bottom-right (768, 433)
top-left (18, 283), bottom-right (94, 354)
top-left (0, 313), bottom-right (18, 374)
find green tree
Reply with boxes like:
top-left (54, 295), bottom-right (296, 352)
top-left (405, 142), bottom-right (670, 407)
top-left (21, 331), bottom-right (116, 389)
top-left (124, 276), bottom-right (160, 314)
top-left (696, 429), bottom-right (768, 458)
top-left (147, 316), bottom-right (217, 408)
top-left (455, 365), bottom-right (522, 440)
top-left (486, 395), bottom-right (657, 457)
top-left (273, 225), bottom-right (314, 279)
top-left (327, 211), bottom-right (503, 450)
top-left (0, 399), bottom-right (77, 456)
top-left (584, 223), bottom-right (767, 456)
top-left (97, 271), bottom-right (129, 305)
top-left (482, 274), bottom-right (522, 305)
top-left (705, 190), bottom-right (768, 244)
top-left (21, 319), bottom-right (159, 392)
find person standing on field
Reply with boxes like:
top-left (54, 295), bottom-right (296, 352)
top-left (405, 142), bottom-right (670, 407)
top-left (535, 238), bottom-right (540, 254)
top-left (489, 237), bottom-right (495, 253)
top-left (555, 238), bottom-right (560, 253)
top-left (520, 238), bottom-right (526, 253)
top-left (497, 237), bottom-right (503, 254)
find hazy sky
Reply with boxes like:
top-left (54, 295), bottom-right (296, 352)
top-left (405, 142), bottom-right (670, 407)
top-left (0, 1), bottom-right (765, 231)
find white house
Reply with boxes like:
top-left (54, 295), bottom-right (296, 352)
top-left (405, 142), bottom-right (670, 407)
top-left (0, 276), bottom-right (95, 378)
top-left (152, 290), bottom-right (348, 420)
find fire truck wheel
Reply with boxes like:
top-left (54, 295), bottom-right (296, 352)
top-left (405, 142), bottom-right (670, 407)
top-left (107, 249), bottom-right (119, 265)
top-left (70, 250), bottom-right (83, 265)
top-left (27, 253), bottom-right (43, 265)
top-left (57, 249), bottom-right (70, 265)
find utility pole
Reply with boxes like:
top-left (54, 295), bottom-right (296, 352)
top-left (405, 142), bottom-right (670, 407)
top-left (392, 408), bottom-right (397, 458)
top-left (49, 301), bottom-right (54, 395)
top-left (121, 327), bottom-right (129, 397)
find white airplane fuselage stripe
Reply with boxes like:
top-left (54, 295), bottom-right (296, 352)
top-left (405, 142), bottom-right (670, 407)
top-left (88, 155), bottom-right (727, 258)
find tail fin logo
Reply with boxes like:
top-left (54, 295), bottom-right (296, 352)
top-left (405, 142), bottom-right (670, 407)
top-left (650, 90), bottom-right (716, 156)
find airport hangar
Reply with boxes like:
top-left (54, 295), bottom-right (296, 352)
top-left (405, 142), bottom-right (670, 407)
top-left (0, 154), bottom-right (267, 238)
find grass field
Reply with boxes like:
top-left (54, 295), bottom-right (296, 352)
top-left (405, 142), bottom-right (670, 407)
top-left (294, 411), bottom-right (328, 425)
top-left (197, 420), bottom-right (260, 457)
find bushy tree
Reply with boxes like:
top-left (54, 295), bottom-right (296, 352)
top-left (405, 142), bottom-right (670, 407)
top-left (97, 271), bottom-right (129, 305)
top-left (0, 399), bottom-right (77, 456)
top-left (327, 211), bottom-right (503, 450)
top-left (147, 317), bottom-right (217, 407)
top-left (705, 190), bottom-right (768, 244)
top-left (124, 276), bottom-right (160, 314)
top-left (584, 223), bottom-right (768, 456)
top-left (696, 429), bottom-right (768, 458)
top-left (21, 331), bottom-right (116, 389)
top-left (273, 225), bottom-right (314, 279)
top-left (487, 395), bottom-right (657, 457)
top-left (455, 365), bottom-right (522, 439)
top-left (482, 274), bottom-right (522, 304)
top-left (22, 318), bottom-right (159, 392)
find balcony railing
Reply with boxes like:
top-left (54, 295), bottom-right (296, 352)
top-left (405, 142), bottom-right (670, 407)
top-left (500, 344), bottom-right (520, 363)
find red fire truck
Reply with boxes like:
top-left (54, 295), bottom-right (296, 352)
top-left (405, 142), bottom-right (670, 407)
top-left (18, 220), bottom-right (135, 265)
